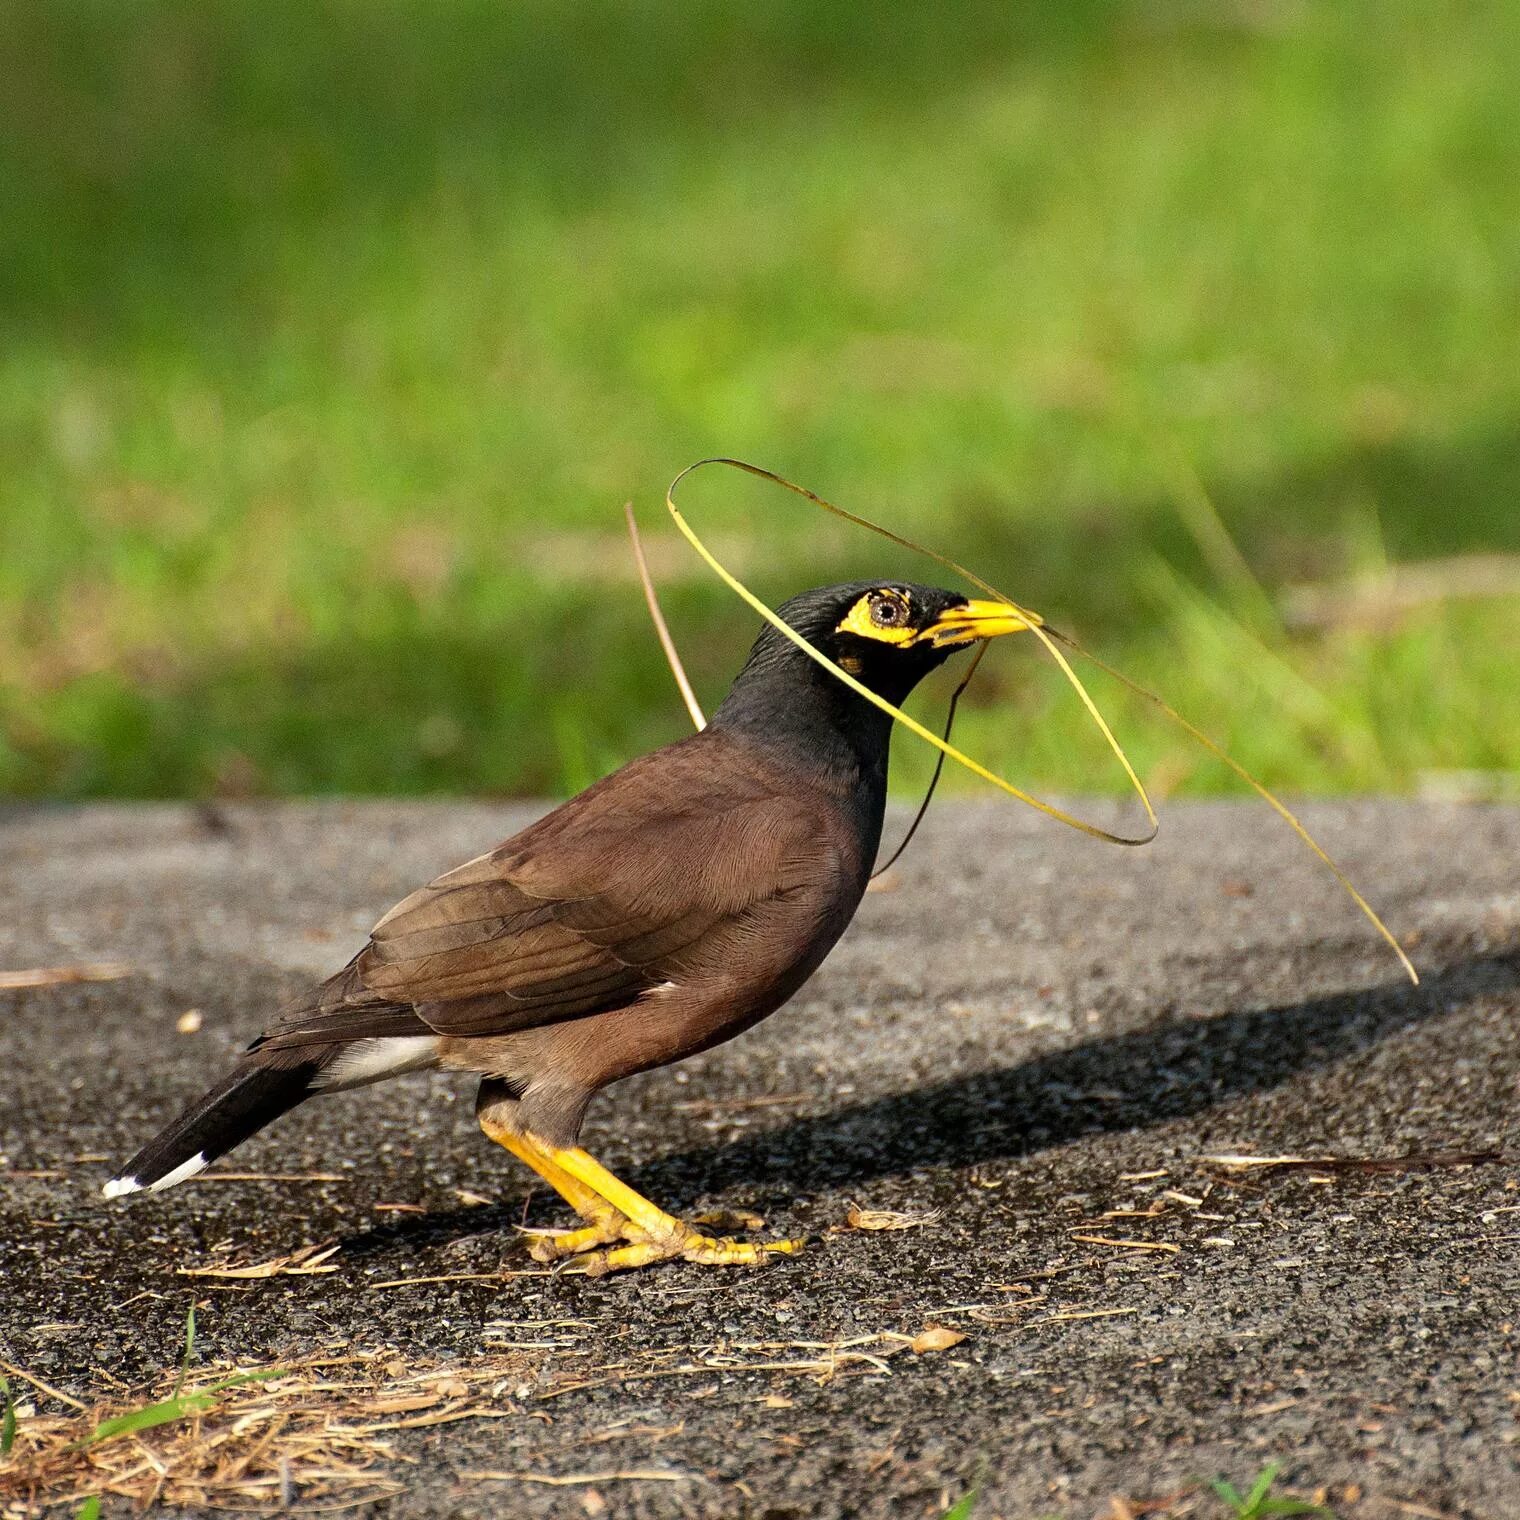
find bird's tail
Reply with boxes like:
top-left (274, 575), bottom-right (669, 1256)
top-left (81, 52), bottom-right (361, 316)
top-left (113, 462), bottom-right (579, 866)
top-left (103, 1059), bottom-right (320, 1198)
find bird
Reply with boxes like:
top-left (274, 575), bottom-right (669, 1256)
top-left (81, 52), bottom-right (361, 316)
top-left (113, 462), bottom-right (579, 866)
top-left (104, 582), bottom-right (1030, 1273)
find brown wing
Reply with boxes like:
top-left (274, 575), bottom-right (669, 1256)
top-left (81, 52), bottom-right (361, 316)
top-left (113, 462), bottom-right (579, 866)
top-left (259, 731), bottom-right (848, 1050)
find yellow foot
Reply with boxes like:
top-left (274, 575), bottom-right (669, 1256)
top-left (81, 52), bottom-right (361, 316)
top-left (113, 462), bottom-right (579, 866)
top-left (522, 1207), bottom-right (778, 1268)
top-left (479, 1125), bottom-right (803, 1277)
top-left (561, 1226), bottom-right (804, 1277)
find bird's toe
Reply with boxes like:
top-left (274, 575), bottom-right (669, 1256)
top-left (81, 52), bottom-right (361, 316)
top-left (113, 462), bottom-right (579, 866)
top-left (556, 1238), bottom-right (672, 1275)
top-left (679, 1231), bottom-right (806, 1267)
top-left (521, 1217), bottom-right (641, 1263)
top-left (554, 1224), bottom-right (804, 1275)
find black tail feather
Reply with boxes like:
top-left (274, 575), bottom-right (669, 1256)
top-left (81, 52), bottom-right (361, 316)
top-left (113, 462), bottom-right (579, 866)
top-left (105, 1060), bottom-right (320, 1197)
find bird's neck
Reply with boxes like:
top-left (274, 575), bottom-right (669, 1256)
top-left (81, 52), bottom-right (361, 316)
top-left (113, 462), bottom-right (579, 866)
top-left (709, 652), bottom-right (894, 835)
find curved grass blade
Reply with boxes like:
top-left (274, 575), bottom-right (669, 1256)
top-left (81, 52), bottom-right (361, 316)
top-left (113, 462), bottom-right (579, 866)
top-left (666, 459), bottom-right (1159, 847)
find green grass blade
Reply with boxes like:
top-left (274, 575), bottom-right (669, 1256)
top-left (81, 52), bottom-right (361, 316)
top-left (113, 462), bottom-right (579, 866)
top-left (74, 1499), bottom-right (101, 1520)
top-left (172, 1302), bottom-right (197, 1397)
top-left (1245, 1464), bottom-right (1283, 1509)
top-left (941, 1491), bottom-right (977, 1519)
top-left (67, 1363), bottom-right (283, 1452)
top-left (1, 1376), bottom-right (16, 1456)
top-left (1209, 1465), bottom-right (1332, 1519)
top-left (84, 1392), bottom-right (219, 1446)
top-left (1211, 1478), bottom-right (1246, 1509)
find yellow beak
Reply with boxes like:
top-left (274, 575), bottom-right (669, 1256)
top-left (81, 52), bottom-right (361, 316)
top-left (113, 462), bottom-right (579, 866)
top-left (915, 598), bottom-right (1039, 647)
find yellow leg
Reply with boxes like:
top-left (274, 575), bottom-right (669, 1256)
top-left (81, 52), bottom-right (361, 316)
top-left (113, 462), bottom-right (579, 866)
top-left (546, 1146), bottom-right (689, 1241)
top-left (479, 1114), bottom-right (632, 1260)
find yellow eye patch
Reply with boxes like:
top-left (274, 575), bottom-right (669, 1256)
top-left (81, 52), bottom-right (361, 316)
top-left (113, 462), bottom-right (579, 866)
top-left (835, 589), bottom-right (914, 644)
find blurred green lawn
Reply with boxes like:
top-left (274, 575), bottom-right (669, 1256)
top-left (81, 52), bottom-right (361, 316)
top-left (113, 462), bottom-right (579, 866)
top-left (2, 0), bottom-right (1517, 802)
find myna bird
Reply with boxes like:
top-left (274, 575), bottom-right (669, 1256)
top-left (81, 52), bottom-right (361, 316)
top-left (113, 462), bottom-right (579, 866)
top-left (105, 583), bottom-right (1030, 1272)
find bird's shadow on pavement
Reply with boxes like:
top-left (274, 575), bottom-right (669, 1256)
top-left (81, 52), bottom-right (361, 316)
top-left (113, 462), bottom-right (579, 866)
top-left (339, 947), bottom-right (1517, 1257)
top-left (630, 946), bottom-right (1520, 1202)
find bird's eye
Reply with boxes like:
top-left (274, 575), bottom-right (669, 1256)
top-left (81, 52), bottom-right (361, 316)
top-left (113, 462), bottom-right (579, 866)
top-left (869, 593), bottom-right (908, 628)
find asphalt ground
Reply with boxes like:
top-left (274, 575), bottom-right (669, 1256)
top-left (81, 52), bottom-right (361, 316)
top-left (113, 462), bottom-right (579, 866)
top-left (1, 799), bottom-right (1517, 1518)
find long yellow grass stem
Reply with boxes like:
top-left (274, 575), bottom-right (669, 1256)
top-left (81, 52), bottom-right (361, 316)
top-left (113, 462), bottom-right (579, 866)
top-left (628, 498), bottom-right (985, 874)
top-left (624, 502), bottom-right (706, 731)
top-left (871, 639), bottom-right (988, 879)
top-left (1047, 629), bottom-right (1418, 984)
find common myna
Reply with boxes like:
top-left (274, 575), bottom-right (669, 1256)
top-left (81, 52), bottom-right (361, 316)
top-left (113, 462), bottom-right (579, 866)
top-left (106, 582), bottom-right (1029, 1272)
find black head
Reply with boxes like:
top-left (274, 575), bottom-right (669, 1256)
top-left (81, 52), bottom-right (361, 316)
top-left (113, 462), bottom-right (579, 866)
top-left (711, 580), bottom-right (1032, 764)
top-left (740, 580), bottom-right (1031, 706)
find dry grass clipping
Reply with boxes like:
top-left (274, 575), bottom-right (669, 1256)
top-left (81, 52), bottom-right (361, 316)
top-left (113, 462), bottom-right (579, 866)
top-left (843, 1203), bottom-right (942, 1232)
top-left (0, 1346), bottom-right (534, 1515)
top-left (0, 964), bottom-right (135, 991)
top-left (1200, 1149), bottom-right (1501, 1176)
top-left (0, 1322), bottom-right (976, 1512)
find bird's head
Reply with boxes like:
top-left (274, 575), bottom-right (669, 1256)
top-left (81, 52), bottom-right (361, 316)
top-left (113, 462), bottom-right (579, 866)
top-left (720, 580), bottom-right (1036, 718)
top-left (776, 580), bottom-right (1034, 700)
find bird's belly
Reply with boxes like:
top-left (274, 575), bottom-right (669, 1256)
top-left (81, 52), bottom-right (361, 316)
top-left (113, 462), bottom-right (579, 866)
top-left (443, 881), bottom-right (861, 1101)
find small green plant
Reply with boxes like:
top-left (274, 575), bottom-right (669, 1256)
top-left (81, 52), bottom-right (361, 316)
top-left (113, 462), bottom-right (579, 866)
top-left (74, 1499), bottom-right (101, 1520)
top-left (80, 1370), bottom-right (283, 1450)
top-left (76, 1304), bottom-right (281, 1451)
top-left (81, 1377), bottom-right (252, 1449)
top-left (1211, 1464), bottom-right (1332, 1518)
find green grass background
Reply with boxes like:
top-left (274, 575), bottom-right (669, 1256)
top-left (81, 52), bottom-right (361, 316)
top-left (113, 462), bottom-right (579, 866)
top-left (2, 0), bottom-right (1517, 801)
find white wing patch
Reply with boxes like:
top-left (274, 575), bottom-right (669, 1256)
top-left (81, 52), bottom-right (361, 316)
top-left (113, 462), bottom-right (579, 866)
top-left (313, 1035), bottom-right (441, 1091)
top-left (149, 1151), bottom-right (210, 1192)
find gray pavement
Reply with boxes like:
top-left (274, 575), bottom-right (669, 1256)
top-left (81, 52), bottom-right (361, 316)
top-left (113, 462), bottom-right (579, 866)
top-left (1, 799), bottom-right (1517, 1518)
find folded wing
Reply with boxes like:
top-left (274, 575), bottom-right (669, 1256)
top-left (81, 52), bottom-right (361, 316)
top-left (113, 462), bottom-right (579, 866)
top-left (253, 735), bottom-right (841, 1054)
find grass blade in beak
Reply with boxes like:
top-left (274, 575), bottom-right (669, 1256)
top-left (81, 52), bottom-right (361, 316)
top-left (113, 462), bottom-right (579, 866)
top-left (661, 456), bottom-right (1416, 985)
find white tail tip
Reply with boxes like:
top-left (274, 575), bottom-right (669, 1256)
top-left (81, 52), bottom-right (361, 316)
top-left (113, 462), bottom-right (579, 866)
top-left (103, 1150), bottom-right (209, 1199)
